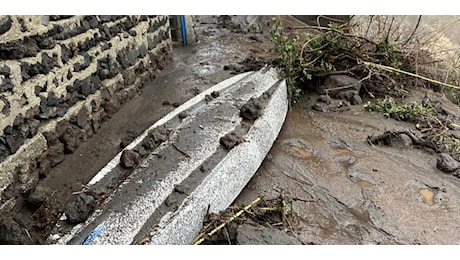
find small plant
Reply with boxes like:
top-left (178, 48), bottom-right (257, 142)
top-left (448, 138), bottom-right (460, 160)
top-left (364, 97), bottom-right (433, 121)
top-left (377, 37), bottom-right (403, 69)
top-left (247, 23), bottom-right (260, 33)
top-left (447, 89), bottom-right (460, 105)
top-left (269, 20), bottom-right (304, 102)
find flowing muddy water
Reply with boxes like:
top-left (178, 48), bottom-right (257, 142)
top-left (235, 92), bottom-right (460, 245)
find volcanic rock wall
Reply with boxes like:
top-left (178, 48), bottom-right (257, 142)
top-left (0, 15), bottom-right (172, 210)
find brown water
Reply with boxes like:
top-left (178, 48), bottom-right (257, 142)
top-left (419, 188), bottom-right (435, 206)
top-left (235, 91), bottom-right (460, 244)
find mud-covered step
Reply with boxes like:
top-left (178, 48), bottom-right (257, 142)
top-left (144, 80), bottom-right (287, 245)
top-left (50, 67), bottom-right (285, 244)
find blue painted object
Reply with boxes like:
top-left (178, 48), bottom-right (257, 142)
top-left (180, 15), bottom-right (187, 47)
top-left (82, 224), bottom-right (106, 245)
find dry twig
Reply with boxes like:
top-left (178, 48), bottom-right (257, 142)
top-left (193, 197), bottom-right (261, 245)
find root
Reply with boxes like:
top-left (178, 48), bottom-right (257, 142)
top-left (367, 129), bottom-right (435, 150)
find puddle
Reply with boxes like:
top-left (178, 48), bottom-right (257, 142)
top-left (283, 138), bottom-right (315, 159)
top-left (347, 172), bottom-right (377, 188)
top-left (419, 188), bottom-right (435, 206)
top-left (290, 146), bottom-right (314, 158)
top-left (197, 65), bottom-right (218, 75)
top-left (335, 148), bottom-right (355, 155)
top-left (358, 180), bottom-right (374, 188)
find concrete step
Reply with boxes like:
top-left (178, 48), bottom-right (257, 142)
top-left (51, 67), bottom-right (287, 245)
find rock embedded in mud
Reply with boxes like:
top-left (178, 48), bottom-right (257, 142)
top-left (336, 90), bottom-right (362, 105)
top-left (0, 16), bottom-right (12, 34)
top-left (336, 90), bottom-right (358, 101)
top-left (47, 141), bottom-right (65, 167)
top-left (142, 127), bottom-right (170, 151)
top-left (120, 149), bottom-right (140, 168)
top-left (437, 153), bottom-right (459, 173)
top-left (59, 126), bottom-right (80, 154)
top-left (351, 94), bottom-right (362, 105)
top-left (453, 169), bottom-right (460, 178)
top-left (312, 101), bottom-right (329, 112)
top-left (321, 75), bottom-right (361, 98)
top-left (64, 193), bottom-right (96, 224)
top-left (317, 95), bottom-right (331, 104)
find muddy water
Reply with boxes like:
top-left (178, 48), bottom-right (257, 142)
top-left (235, 94), bottom-right (460, 244)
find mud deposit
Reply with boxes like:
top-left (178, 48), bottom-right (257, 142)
top-left (4, 15), bottom-right (460, 245)
top-left (233, 92), bottom-right (460, 245)
top-left (1, 15), bottom-right (277, 244)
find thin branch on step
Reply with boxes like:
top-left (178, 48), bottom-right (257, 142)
top-left (172, 143), bottom-right (191, 158)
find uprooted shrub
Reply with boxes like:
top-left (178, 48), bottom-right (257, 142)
top-left (268, 15), bottom-right (460, 105)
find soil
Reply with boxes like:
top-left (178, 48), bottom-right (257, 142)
top-left (232, 89), bottom-right (460, 245)
top-left (4, 15), bottom-right (460, 245)
top-left (2, 15), bottom-right (277, 244)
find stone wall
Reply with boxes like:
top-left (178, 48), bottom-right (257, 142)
top-left (0, 15), bottom-right (172, 208)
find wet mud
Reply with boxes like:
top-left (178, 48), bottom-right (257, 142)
top-left (2, 15), bottom-right (277, 244)
top-left (234, 92), bottom-right (460, 245)
top-left (5, 15), bottom-right (460, 245)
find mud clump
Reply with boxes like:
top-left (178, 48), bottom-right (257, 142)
top-left (0, 213), bottom-right (36, 244)
top-left (225, 55), bottom-right (277, 75)
top-left (211, 90), bottom-right (220, 98)
top-left (240, 92), bottom-right (271, 121)
top-left (141, 127), bottom-right (170, 151)
top-left (217, 15), bottom-right (242, 33)
top-left (240, 98), bottom-right (260, 120)
top-left (64, 193), bottom-right (96, 224)
top-left (178, 111), bottom-right (190, 119)
top-left (119, 134), bottom-right (136, 149)
top-left (220, 131), bottom-right (244, 150)
top-left (330, 100), bottom-right (351, 112)
top-left (120, 149), bottom-right (140, 168)
top-left (205, 91), bottom-right (220, 103)
top-left (205, 94), bottom-right (214, 103)
top-left (26, 186), bottom-right (52, 209)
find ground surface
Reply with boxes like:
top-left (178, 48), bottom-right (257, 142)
top-left (233, 90), bottom-right (460, 245)
top-left (5, 15), bottom-right (460, 245)
top-left (6, 15), bottom-right (277, 244)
